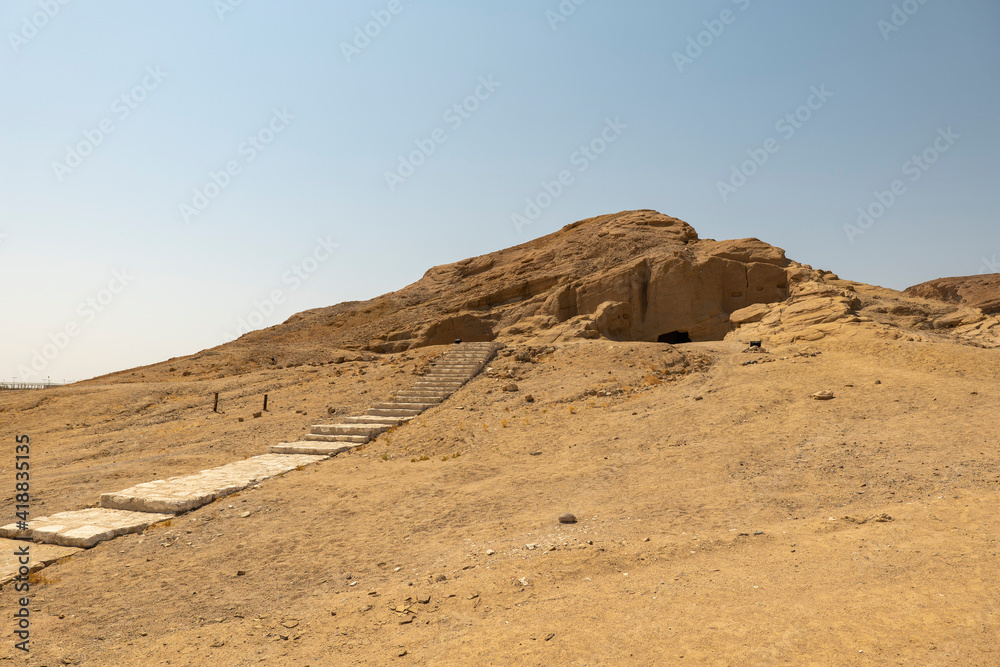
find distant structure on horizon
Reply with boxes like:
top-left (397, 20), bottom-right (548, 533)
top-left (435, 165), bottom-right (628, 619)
top-left (0, 380), bottom-right (63, 391)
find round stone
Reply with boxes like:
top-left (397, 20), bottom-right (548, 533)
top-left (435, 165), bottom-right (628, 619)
top-left (558, 513), bottom-right (577, 524)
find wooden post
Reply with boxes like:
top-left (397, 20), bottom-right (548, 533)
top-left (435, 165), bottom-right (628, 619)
top-left (213, 392), bottom-right (219, 413)
top-left (263, 394), bottom-right (269, 411)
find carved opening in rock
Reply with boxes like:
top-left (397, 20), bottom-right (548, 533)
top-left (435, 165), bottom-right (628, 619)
top-left (657, 331), bottom-right (691, 344)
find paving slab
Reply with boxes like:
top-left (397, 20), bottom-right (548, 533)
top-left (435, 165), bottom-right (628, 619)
top-left (303, 434), bottom-right (368, 443)
top-left (0, 538), bottom-right (81, 585)
top-left (311, 423), bottom-right (388, 436)
top-left (270, 442), bottom-right (355, 456)
top-left (99, 453), bottom-right (326, 514)
top-left (0, 508), bottom-right (172, 548)
top-left (372, 402), bottom-right (438, 410)
top-left (342, 415), bottom-right (410, 425)
top-left (367, 408), bottom-right (423, 417)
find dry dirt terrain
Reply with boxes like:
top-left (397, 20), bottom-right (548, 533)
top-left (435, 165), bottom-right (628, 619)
top-left (1, 211), bottom-right (999, 666)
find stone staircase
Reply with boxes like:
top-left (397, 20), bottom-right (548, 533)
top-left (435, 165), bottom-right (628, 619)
top-left (0, 342), bottom-right (499, 562)
top-left (270, 342), bottom-right (499, 456)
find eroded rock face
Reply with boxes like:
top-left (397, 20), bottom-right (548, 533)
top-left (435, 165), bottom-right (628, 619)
top-left (140, 210), bottom-right (1000, 371)
top-left (244, 210), bottom-right (822, 352)
top-left (725, 277), bottom-right (1000, 348)
top-left (904, 274), bottom-right (1000, 314)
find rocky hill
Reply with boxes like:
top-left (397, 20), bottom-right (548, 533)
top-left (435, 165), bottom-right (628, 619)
top-left (904, 273), bottom-right (1000, 314)
top-left (98, 210), bottom-right (1000, 384)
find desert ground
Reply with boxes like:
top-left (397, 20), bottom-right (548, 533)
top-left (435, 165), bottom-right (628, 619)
top-left (1, 334), bottom-right (999, 666)
top-left (2, 211), bottom-right (998, 665)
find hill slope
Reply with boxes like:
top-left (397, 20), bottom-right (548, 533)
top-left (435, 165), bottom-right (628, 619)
top-left (905, 273), bottom-right (1000, 314)
top-left (3, 211), bottom-right (999, 664)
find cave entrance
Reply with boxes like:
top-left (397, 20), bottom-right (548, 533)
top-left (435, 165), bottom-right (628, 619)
top-left (657, 331), bottom-right (692, 344)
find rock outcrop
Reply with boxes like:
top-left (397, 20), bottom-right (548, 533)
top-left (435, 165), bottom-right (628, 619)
top-left (904, 274), bottom-right (1000, 315)
top-left (110, 210), bottom-right (1000, 384)
top-left (254, 210), bottom-right (823, 352)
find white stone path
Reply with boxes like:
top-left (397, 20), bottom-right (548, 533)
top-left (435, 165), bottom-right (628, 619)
top-left (0, 343), bottom-right (499, 554)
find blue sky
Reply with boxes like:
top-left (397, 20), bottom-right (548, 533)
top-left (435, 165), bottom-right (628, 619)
top-left (2, 0), bottom-right (998, 382)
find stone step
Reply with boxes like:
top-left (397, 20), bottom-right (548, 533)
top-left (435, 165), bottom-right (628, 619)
top-left (422, 373), bottom-right (472, 379)
top-left (0, 508), bottom-right (173, 549)
top-left (395, 391), bottom-right (451, 399)
top-left (390, 395), bottom-right (444, 405)
top-left (341, 415), bottom-right (410, 426)
top-left (99, 453), bottom-right (326, 514)
top-left (412, 382), bottom-right (464, 389)
top-left (270, 441), bottom-right (356, 456)
top-left (367, 407), bottom-right (423, 417)
top-left (303, 434), bottom-right (369, 443)
top-left (310, 423), bottom-right (389, 437)
top-left (423, 370), bottom-right (472, 377)
top-left (0, 539), bottom-right (81, 585)
top-left (372, 401), bottom-right (439, 411)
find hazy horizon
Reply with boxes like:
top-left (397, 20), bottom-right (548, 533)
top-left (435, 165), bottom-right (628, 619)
top-left (3, 1), bottom-right (998, 382)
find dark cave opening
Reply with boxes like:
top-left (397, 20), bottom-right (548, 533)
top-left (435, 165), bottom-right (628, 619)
top-left (657, 331), bottom-right (692, 344)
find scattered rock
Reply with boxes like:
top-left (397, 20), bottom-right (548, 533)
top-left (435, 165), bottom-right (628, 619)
top-left (486, 549), bottom-right (495, 556)
top-left (435, 574), bottom-right (447, 582)
top-left (559, 513), bottom-right (577, 524)
top-left (525, 394), bottom-right (535, 403)
top-left (236, 570), bottom-right (246, 576)
top-left (281, 620), bottom-right (299, 628)
top-left (525, 543), bottom-right (539, 550)
top-left (518, 577), bottom-right (530, 587)
top-left (416, 594), bottom-right (431, 604)
top-left (503, 382), bottom-right (519, 392)
top-left (545, 633), bottom-right (555, 641)
top-left (515, 351), bottom-right (532, 362)
top-left (253, 412), bottom-right (263, 418)
top-left (239, 511), bottom-right (251, 518)
top-left (811, 391), bottom-right (835, 400)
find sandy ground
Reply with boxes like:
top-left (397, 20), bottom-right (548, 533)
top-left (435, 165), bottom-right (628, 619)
top-left (1, 336), bottom-right (999, 666)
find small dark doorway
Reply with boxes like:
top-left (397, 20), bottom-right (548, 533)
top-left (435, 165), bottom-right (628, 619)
top-left (658, 331), bottom-right (691, 344)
